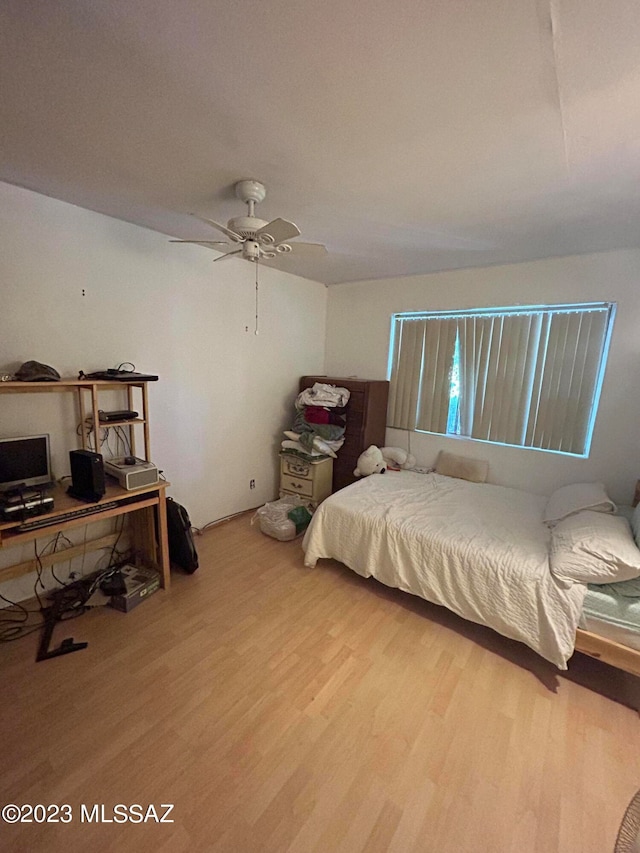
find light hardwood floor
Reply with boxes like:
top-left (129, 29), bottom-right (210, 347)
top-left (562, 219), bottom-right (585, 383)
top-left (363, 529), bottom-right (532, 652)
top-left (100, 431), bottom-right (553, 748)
top-left (1, 514), bottom-right (639, 852)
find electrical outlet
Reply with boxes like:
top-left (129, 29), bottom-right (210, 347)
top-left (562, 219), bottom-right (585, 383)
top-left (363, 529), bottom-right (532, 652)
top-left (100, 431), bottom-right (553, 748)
top-left (249, 479), bottom-right (255, 489)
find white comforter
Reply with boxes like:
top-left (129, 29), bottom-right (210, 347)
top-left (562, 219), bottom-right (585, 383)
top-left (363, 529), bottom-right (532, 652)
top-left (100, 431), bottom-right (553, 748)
top-left (302, 471), bottom-right (587, 668)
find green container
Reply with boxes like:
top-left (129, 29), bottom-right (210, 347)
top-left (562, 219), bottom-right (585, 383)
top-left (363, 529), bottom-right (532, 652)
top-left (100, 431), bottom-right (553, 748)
top-left (287, 505), bottom-right (312, 535)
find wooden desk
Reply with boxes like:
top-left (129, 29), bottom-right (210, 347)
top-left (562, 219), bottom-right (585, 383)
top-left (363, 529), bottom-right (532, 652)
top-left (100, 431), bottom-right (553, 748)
top-left (0, 480), bottom-right (171, 589)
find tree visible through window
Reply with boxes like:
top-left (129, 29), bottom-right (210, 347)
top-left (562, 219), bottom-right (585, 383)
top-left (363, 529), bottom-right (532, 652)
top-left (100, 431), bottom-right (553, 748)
top-left (388, 303), bottom-right (615, 457)
top-left (446, 332), bottom-right (461, 435)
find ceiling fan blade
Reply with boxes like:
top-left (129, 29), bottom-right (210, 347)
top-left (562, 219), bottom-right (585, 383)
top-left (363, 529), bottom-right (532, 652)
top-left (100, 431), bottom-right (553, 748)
top-left (289, 242), bottom-right (328, 256)
top-left (191, 214), bottom-right (244, 242)
top-left (213, 249), bottom-right (243, 262)
top-left (260, 241), bottom-right (329, 272)
top-left (169, 239), bottom-right (229, 245)
top-left (256, 217), bottom-right (301, 245)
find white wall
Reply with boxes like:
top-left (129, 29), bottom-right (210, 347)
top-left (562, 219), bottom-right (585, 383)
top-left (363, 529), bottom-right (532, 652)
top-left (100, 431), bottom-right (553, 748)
top-left (325, 251), bottom-right (640, 504)
top-left (0, 182), bottom-right (327, 599)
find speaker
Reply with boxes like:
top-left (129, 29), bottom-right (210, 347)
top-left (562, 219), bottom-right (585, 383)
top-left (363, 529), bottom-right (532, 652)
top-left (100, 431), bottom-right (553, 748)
top-left (67, 449), bottom-right (106, 502)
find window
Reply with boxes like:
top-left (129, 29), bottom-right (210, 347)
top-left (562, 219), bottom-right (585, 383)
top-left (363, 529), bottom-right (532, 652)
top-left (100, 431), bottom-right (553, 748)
top-left (387, 302), bottom-right (615, 457)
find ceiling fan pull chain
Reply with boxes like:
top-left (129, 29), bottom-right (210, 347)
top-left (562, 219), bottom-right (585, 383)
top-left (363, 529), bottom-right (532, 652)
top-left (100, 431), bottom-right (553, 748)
top-left (255, 260), bottom-right (259, 336)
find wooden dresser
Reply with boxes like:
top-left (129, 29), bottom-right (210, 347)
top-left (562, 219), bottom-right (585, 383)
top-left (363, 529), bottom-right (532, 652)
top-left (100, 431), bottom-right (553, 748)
top-left (299, 376), bottom-right (389, 492)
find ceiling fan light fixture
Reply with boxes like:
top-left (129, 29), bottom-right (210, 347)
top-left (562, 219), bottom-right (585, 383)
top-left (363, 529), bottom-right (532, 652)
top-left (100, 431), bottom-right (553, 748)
top-left (244, 240), bottom-right (261, 261)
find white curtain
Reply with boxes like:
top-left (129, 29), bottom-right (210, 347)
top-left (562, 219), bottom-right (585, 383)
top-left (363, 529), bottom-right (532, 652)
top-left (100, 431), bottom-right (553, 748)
top-left (458, 313), bottom-right (543, 445)
top-left (388, 304), bottom-right (611, 455)
top-left (388, 318), bottom-right (426, 429)
top-left (388, 317), bottom-right (457, 432)
top-left (415, 317), bottom-right (458, 434)
top-left (525, 309), bottom-right (608, 454)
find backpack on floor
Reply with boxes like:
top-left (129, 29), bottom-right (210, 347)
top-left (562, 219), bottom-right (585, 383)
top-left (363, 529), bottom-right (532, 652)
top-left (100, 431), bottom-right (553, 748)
top-left (166, 496), bottom-right (199, 574)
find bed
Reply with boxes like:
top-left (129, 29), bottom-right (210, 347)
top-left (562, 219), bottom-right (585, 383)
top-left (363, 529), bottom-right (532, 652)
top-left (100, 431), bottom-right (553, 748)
top-left (302, 470), bottom-right (640, 675)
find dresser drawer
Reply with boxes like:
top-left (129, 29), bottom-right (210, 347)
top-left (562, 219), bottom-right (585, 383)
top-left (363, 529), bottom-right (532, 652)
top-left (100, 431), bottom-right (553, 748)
top-left (281, 455), bottom-right (313, 478)
top-left (280, 474), bottom-right (314, 497)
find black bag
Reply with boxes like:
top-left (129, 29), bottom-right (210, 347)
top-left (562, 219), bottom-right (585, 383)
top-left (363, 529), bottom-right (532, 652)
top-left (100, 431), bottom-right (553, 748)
top-left (166, 497), bottom-right (199, 573)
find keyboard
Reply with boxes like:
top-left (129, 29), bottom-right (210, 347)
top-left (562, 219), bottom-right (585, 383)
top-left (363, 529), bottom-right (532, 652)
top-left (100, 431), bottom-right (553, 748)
top-left (17, 502), bottom-right (119, 532)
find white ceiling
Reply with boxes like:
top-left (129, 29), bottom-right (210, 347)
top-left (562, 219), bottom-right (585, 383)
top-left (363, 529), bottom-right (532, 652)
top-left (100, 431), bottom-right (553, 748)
top-left (1, 0), bottom-right (640, 285)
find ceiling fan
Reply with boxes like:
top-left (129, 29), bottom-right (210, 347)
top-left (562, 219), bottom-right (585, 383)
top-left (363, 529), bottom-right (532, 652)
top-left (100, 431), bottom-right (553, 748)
top-left (171, 179), bottom-right (328, 267)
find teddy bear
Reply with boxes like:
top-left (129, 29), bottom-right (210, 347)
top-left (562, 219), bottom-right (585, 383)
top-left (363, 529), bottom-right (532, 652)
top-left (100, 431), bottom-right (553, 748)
top-left (380, 446), bottom-right (416, 470)
top-left (353, 445), bottom-right (387, 477)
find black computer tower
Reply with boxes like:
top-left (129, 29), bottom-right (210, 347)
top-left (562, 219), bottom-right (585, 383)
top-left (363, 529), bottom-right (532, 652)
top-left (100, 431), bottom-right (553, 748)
top-left (68, 449), bottom-right (106, 502)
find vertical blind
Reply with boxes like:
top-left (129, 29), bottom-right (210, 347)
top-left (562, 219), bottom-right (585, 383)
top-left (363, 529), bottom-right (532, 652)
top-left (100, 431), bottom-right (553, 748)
top-left (388, 303), bottom-right (615, 456)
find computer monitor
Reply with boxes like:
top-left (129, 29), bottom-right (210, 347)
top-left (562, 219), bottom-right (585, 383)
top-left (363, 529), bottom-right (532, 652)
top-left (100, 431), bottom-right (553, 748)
top-left (0, 434), bottom-right (52, 493)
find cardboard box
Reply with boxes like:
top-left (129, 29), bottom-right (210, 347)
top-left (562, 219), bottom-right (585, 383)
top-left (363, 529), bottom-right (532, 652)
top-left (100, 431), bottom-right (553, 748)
top-left (109, 564), bottom-right (160, 613)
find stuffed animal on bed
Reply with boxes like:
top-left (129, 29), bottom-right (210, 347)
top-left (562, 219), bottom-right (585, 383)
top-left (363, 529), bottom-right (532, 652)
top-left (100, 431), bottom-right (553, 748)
top-left (353, 445), bottom-right (387, 477)
top-left (380, 446), bottom-right (416, 470)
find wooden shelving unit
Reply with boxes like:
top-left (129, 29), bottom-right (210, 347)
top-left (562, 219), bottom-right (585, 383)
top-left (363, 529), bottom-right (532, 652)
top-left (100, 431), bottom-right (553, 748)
top-left (0, 377), bottom-right (151, 460)
top-left (0, 377), bottom-right (170, 588)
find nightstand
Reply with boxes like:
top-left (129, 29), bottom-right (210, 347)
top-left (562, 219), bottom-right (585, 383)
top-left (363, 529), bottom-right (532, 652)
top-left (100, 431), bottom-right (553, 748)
top-left (279, 454), bottom-right (333, 507)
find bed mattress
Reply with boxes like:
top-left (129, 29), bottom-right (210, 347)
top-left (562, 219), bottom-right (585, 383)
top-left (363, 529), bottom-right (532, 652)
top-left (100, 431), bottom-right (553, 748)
top-left (303, 470), bottom-right (586, 669)
top-left (581, 578), bottom-right (640, 651)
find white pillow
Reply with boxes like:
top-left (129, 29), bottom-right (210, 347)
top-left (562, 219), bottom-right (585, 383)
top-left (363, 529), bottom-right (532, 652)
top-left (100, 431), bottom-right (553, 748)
top-left (631, 504), bottom-right (640, 547)
top-left (435, 450), bottom-right (488, 483)
top-left (549, 510), bottom-right (640, 583)
top-left (543, 482), bottom-right (616, 525)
